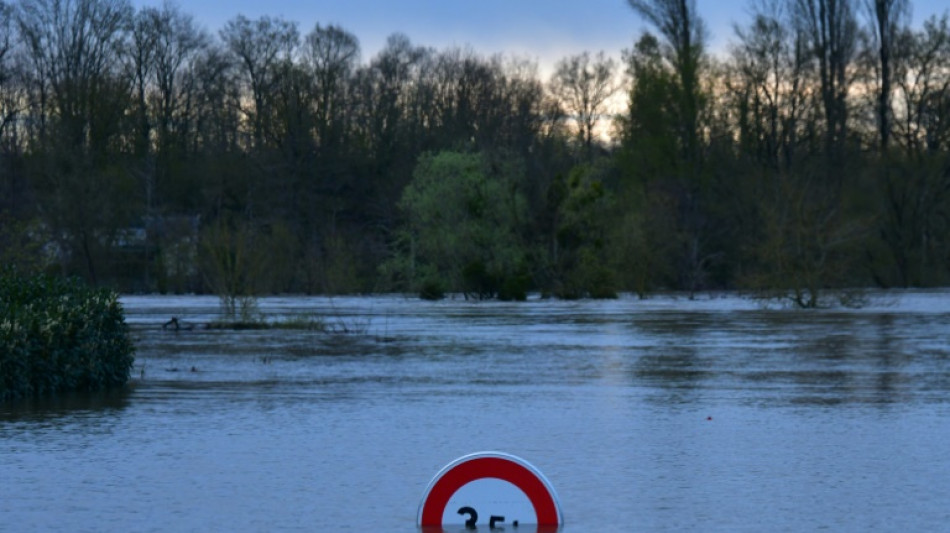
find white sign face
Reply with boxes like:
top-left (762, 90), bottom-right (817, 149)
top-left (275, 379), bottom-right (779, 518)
top-left (441, 478), bottom-right (537, 527)
top-left (418, 451), bottom-right (563, 529)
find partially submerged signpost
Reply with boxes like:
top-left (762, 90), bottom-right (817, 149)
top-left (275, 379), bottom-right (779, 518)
top-left (418, 451), bottom-right (563, 531)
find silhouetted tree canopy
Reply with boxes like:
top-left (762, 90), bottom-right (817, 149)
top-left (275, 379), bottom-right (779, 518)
top-left (2, 0), bottom-right (950, 305)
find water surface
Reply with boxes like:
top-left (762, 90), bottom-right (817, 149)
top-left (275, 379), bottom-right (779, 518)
top-left (2, 292), bottom-right (950, 531)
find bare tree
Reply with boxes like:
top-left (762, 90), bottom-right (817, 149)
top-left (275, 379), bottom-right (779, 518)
top-left (496, 57), bottom-right (546, 154)
top-left (875, 14), bottom-right (950, 286)
top-left (129, 6), bottom-right (158, 158)
top-left (17, 0), bottom-right (132, 147)
top-left (891, 15), bottom-right (950, 154)
top-left (220, 15), bottom-right (298, 150)
top-left (792, 0), bottom-right (859, 162)
top-left (146, 3), bottom-right (208, 154)
top-left (127, 3), bottom-right (209, 288)
top-left (0, 1), bottom-right (20, 146)
top-left (728, 0), bottom-right (812, 169)
top-left (352, 33), bottom-right (429, 185)
top-left (304, 23), bottom-right (359, 149)
top-left (16, 0), bottom-right (134, 282)
top-left (550, 51), bottom-right (616, 160)
top-left (863, 0), bottom-right (910, 151)
top-left (0, 0), bottom-right (33, 265)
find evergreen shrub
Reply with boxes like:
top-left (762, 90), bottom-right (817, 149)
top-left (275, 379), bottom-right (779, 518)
top-left (0, 270), bottom-right (135, 402)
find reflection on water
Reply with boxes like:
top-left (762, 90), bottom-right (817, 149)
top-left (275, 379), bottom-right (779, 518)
top-left (2, 292), bottom-right (950, 531)
top-left (2, 389), bottom-right (132, 421)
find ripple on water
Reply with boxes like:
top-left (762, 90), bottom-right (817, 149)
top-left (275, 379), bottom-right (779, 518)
top-left (2, 292), bottom-right (950, 531)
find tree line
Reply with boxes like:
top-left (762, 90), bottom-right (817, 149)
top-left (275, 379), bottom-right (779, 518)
top-left (0, 0), bottom-right (948, 306)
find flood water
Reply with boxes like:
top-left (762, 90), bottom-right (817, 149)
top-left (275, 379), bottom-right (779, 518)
top-left (3, 292), bottom-right (950, 531)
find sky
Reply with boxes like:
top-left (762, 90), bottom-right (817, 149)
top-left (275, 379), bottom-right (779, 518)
top-left (132, 0), bottom-right (950, 75)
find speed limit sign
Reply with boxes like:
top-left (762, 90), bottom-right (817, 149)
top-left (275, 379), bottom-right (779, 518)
top-left (417, 451), bottom-right (563, 529)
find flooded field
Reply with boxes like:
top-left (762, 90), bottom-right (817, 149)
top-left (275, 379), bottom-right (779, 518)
top-left (3, 292), bottom-right (950, 531)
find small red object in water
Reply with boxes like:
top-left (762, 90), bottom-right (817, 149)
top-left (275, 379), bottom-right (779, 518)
top-left (706, 416), bottom-right (713, 421)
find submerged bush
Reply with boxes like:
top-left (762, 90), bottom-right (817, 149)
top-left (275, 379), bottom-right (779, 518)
top-left (0, 270), bottom-right (135, 402)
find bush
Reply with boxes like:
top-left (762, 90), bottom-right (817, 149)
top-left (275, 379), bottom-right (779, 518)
top-left (418, 278), bottom-right (446, 301)
top-left (0, 270), bottom-right (135, 402)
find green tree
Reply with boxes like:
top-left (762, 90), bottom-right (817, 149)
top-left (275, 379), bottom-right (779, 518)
top-left (616, 33), bottom-right (693, 292)
top-left (627, 0), bottom-right (706, 166)
top-left (387, 150), bottom-right (529, 300)
top-left (624, 0), bottom-right (715, 294)
top-left (549, 163), bottom-right (617, 299)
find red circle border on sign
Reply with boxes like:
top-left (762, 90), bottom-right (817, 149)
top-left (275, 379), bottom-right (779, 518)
top-left (418, 454), bottom-right (561, 527)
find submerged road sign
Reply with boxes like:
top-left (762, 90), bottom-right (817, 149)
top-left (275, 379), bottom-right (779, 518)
top-left (417, 451), bottom-right (563, 529)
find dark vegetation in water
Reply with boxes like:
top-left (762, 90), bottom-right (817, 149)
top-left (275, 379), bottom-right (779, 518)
top-left (1, 1), bottom-right (949, 307)
top-left (168, 312), bottom-right (369, 334)
top-left (0, 270), bottom-right (136, 402)
top-left (204, 314), bottom-right (327, 331)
